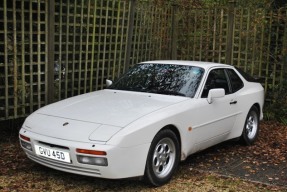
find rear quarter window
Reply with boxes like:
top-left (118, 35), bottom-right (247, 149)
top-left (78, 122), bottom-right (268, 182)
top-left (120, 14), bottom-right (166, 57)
top-left (227, 69), bottom-right (244, 93)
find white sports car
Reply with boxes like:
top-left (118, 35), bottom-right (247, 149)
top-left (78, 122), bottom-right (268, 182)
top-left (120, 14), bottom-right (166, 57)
top-left (19, 61), bottom-right (264, 186)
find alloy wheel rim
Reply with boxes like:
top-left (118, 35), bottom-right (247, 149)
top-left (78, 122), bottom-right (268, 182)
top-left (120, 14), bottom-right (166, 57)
top-left (246, 111), bottom-right (258, 139)
top-left (152, 137), bottom-right (176, 178)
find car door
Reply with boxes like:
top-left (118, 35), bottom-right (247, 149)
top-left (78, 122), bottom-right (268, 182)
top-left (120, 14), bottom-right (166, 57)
top-left (192, 68), bottom-right (240, 150)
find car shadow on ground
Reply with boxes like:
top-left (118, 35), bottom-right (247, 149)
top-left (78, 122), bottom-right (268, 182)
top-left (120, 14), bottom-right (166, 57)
top-left (181, 132), bottom-right (287, 188)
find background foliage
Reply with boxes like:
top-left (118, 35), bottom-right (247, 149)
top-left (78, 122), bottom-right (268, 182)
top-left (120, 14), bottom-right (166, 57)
top-left (0, 0), bottom-right (286, 124)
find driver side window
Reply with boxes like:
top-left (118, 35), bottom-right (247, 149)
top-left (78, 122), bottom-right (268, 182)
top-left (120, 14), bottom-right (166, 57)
top-left (201, 69), bottom-right (230, 98)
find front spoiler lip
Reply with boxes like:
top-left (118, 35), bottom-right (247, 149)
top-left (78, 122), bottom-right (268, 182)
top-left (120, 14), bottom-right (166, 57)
top-left (25, 151), bottom-right (102, 177)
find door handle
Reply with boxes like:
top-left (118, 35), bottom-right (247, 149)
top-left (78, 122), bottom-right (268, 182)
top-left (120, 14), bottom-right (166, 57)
top-left (230, 100), bottom-right (237, 105)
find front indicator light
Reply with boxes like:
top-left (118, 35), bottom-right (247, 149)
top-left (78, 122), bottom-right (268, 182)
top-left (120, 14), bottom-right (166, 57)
top-left (77, 155), bottom-right (108, 166)
top-left (20, 134), bottom-right (30, 142)
top-left (76, 148), bottom-right (107, 156)
top-left (20, 140), bottom-right (33, 151)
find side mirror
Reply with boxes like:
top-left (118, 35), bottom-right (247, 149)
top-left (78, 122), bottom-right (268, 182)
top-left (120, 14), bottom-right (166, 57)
top-left (106, 79), bottom-right (113, 87)
top-left (207, 88), bottom-right (225, 104)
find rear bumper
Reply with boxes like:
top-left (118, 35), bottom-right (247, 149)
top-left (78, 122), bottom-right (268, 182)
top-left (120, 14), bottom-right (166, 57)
top-left (19, 128), bottom-right (150, 179)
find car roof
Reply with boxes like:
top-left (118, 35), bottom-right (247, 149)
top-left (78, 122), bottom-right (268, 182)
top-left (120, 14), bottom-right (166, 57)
top-left (139, 60), bottom-right (232, 70)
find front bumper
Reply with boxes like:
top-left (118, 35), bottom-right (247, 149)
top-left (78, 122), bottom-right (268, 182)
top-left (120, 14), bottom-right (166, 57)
top-left (19, 128), bottom-right (150, 179)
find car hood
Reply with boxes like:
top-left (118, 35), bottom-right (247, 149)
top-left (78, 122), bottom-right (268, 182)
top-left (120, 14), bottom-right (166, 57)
top-left (23, 90), bottom-right (188, 142)
top-left (36, 90), bottom-right (188, 127)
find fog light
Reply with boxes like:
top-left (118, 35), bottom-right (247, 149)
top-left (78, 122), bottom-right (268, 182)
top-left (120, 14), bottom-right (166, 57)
top-left (77, 155), bottom-right (108, 166)
top-left (20, 140), bottom-right (33, 151)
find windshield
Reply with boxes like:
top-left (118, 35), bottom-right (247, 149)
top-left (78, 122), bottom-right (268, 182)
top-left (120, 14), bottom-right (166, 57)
top-left (108, 63), bottom-right (204, 97)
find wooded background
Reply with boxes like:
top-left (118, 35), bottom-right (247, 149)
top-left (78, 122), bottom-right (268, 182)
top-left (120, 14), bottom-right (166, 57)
top-left (0, 0), bottom-right (286, 121)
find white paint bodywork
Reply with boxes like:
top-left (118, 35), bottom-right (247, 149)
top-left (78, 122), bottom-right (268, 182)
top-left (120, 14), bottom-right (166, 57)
top-left (19, 61), bottom-right (264, 179)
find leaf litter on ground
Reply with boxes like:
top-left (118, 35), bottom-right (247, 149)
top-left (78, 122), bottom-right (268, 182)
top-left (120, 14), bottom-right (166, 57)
top-left (0, 121), bottom-right (286, 191)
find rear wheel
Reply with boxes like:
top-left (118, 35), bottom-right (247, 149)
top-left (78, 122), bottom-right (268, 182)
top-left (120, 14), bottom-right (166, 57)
top-left (144, 129), bottom-right (180, 186)
top-left (241, 106), bottom-right (260, 145)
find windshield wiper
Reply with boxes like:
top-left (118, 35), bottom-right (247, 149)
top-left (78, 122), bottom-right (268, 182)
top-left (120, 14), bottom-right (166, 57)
top-left (149, 89), bottom-right (186, 97)
top-left (107, 85), bottom-right (147, 92)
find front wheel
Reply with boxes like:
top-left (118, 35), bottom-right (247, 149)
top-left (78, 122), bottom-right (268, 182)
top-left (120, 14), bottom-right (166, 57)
top-left (144, 129), bottom-right (180, 186)
top-left (241, 106), bottom-right (260, 145)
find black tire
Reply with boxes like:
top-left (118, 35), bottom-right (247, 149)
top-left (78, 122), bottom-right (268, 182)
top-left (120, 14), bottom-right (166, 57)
top-left (240, 106), bottom-right (260, 145)
top-left (144, 129), bottom-right (180, 187)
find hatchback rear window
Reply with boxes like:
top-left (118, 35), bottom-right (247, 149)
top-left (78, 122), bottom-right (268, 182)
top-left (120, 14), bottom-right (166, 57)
top-left (235, 67), bottom-right (257, 82)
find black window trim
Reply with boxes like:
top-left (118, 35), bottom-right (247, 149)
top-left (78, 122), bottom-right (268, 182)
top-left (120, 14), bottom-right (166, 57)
top-left (225, 68), bottom-right (245, 93)
top-left (199, 66), bottom-right (248, 98)
top-left (200, 67), bottom-right (232, 98)
top-left (223, 69), bottom-right (232, 95)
